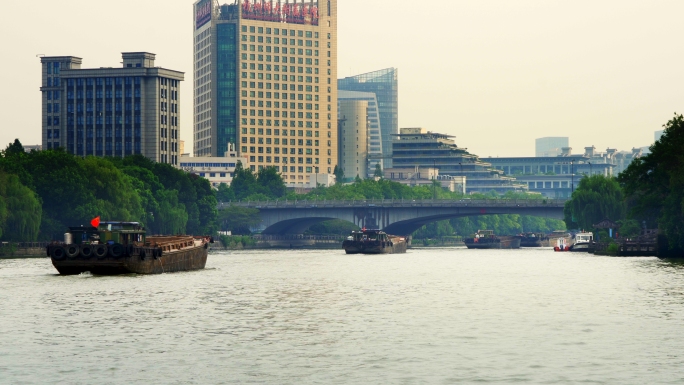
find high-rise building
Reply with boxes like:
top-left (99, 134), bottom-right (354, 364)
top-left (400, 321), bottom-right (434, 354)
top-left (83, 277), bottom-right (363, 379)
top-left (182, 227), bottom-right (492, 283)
top-left (40, 53), bottom-right (184, 164)
top-left (338, 68), bottom-right (397, 167)
top-left (655, 130), bottom-right (664, 142)
top-left (193, 0), bottom-right (338, 186)
top-left (535, 137), bottom-right (569, 157)
top-left (338, 90), bottom-right (383, 175)
top-left (338, 99), bottom-right (368, 180)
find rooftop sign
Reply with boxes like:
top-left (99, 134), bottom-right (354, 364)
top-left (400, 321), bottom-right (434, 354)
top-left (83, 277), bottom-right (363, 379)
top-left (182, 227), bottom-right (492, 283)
top-left (242, 0), bottom-right (319, 26)
top-left (196, 0), bottom-right (212, 29)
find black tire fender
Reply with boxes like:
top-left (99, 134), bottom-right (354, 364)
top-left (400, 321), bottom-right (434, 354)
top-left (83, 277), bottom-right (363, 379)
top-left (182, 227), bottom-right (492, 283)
top-left (65, 244), bottom-right (80, 259)
top-left (80, 245), bottom-right (93, 258)
top-left (94, 245), bottom-right (108, 259)
top-left (51, 246), bottom-right (66, 260)
top-left (108, 243), bottom-right (124, 259)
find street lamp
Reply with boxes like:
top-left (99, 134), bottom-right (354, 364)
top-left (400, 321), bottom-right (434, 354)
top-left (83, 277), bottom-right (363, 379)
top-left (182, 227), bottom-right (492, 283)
top-left (571, 160), bottom-right (574, 195)
top-left (588, 161), bottom-right (592, 176)
top-left (432, 158), bottom-right (437, 200)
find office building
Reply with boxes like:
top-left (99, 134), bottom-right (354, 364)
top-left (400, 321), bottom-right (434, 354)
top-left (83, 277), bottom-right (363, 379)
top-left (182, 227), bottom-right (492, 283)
top-left (655, 130), bottom-right (664, 142)
top-left (40, 53), bottom-right (183, 164)
top-left (338, 68), bottom-right (397, 167)
top-left (535, 137), bottom-right (569, 157)
top-left (338, 90), bottom-right (383, 174)
top-left (392, 128), bottom-right (527, 194)
top-left (193, 0), bottom-right (338, 186)
top-left (338, 99), bottom-right (368, 180)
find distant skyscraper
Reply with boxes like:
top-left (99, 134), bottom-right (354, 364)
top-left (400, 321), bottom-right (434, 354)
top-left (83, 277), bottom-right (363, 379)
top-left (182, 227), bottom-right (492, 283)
top-left (338, 68), bottom-right (397, 167)
top-left (338, 90), bottom-right (383, 175)
top-left (535, 137), bottom-right (569, 157)
top-left (193, 0), bottom-right (338, 186)
top-left (655, 130), bottom-right (664, 142)
top-left (40, 53), bottom-right (183, 164)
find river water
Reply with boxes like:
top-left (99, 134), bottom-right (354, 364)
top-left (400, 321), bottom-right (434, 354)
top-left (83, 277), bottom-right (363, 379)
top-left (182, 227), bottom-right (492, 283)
top-left (2, 248), bottom-right (684, 384)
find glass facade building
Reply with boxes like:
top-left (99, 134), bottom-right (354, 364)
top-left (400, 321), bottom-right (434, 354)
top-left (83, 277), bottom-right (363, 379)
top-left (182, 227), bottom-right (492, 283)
top-left (338, 68), bottom-right (397, 167)
top-left (216, 23), bottom-right (239, 156)
top-left (337, 90), bottom-right (383, 176)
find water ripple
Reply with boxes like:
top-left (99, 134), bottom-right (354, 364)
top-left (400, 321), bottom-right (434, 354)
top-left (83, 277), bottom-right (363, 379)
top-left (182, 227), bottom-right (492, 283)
top-left (2, 250), bottom-right (684, 384)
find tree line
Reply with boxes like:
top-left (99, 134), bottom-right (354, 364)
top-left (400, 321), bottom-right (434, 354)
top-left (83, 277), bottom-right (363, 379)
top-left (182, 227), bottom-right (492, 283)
top-left (563, 113), bottom-right (684, 256)
top-left (0, 141), bottom-right (216, 241)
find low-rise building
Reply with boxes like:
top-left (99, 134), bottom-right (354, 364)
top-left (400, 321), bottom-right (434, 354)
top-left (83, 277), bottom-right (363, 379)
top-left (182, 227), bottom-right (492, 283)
top-left (178, 144), bottom-right (247, 187)
top-left (306, 173), bottom-right (336, 188)
top-left (384, 167), bottom-right (466, 194)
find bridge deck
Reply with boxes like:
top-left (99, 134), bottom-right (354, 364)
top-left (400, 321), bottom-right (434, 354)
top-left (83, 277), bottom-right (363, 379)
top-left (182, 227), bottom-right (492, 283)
top-left (221, 198), bottom-right (567, 209)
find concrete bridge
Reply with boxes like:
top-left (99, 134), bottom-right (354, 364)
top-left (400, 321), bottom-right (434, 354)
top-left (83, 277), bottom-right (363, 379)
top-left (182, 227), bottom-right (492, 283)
top-left (220, 198), bottom-right (568, 235)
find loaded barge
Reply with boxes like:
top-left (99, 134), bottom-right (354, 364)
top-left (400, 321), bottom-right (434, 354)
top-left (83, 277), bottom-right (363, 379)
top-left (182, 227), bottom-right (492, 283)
top-left (342, 229), bottom-right (407, 254)
top-left (47, 221), bottom-right (209, 275)
top-left (464, 230), bottom-right (521, 249)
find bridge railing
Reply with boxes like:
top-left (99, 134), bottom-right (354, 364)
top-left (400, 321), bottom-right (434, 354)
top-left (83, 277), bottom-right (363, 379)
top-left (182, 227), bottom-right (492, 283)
top-left (218, 198), bottom-right (568, 209)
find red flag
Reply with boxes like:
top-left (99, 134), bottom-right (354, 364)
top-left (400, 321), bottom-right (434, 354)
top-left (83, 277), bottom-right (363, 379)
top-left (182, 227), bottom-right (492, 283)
top-left (91, 216), bottom-right (101, 228)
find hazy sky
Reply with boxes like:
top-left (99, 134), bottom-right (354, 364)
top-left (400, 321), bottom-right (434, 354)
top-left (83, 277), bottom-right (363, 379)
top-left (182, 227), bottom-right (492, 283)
top-left (1, 0), bottom-right (682, 157)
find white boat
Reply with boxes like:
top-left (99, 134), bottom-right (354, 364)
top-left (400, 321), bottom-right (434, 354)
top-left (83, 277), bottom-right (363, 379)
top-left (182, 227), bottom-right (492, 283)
top-left (569, 232), bottom-right (593, 252)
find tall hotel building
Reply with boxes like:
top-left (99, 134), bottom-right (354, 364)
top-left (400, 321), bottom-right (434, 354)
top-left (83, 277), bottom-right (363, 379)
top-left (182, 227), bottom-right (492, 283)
top-left (193, 0), bottom-right (338, 185)
top-left (39, 53), bottom-right (184, 164)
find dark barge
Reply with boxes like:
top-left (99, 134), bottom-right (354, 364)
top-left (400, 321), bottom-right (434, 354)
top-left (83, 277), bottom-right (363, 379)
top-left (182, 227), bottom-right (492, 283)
top-left (464, 230), bottom-right (521, 249)
top-left (342, 229), bottom-right (407, 254)
top-left (46, 221), bottom-right (209, 275)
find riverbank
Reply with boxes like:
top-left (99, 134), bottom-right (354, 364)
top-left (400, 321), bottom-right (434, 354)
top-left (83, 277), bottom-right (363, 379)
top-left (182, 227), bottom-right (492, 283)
top-left (0, 243), bottom-right (47, 259)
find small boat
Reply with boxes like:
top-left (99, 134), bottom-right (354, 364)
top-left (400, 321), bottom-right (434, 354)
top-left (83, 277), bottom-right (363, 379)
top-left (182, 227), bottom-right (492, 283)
top-left (519, 232), bottom-right (550, 247)
top-left (553, 237), bottom-right (571, 252)
top-left (569, 232), bottom-right (593, 252)
top-left (342, 229), bottom-right (407, 254)
top-left (464, 230), bottom-right (521, 249)
top-left (46, 220), bottom-right (210, 275)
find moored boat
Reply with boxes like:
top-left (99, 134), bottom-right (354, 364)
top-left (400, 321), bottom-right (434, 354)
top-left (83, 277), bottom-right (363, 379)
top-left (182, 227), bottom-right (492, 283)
top-left (342, 229), bottom-right (407, 254)
top-left (47, 220), bottom-right (210, 275)
top-left (569, 232), bottom-right (593, 252)
top-left (464, 230), bottom-right (521, 249)
top-left (519, 232), bottom-right (550, 247)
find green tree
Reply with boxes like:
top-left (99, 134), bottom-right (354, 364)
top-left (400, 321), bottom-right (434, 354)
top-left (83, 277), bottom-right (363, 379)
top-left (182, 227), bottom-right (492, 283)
top-left (333, 165), bottom-right (344, 184)
top-left (256, 166), bottom-right (286, 198)
top-left (230, 161), bottom-right (259, 200)
top-left (0, 171), bottom-right (41, 241)
top-left (152, 189), bottom-right (188, 234)
top-left (619, 113), bottom-right (684, 252)
top-left (217, 205), bottom-right (261, 234)
top-left (216, 183), bottom-right (235, 202)
top-left (564, 175), bottom-right (626, 230)
top-left (374, 163), bottom-right (383, 178)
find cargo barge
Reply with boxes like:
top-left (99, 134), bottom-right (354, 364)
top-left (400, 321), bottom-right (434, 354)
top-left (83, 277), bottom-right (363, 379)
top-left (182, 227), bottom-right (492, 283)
top-left (464, 230), bottom-right (521, 249)
top-left (46, 221), bottom-right (209, 275)
top-left (342, 229), bottom-right (407, 254)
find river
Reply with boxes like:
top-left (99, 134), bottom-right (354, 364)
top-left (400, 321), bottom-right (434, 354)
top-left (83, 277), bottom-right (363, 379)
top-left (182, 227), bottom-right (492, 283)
top-left (2, 248), bottom-right (684, 384)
